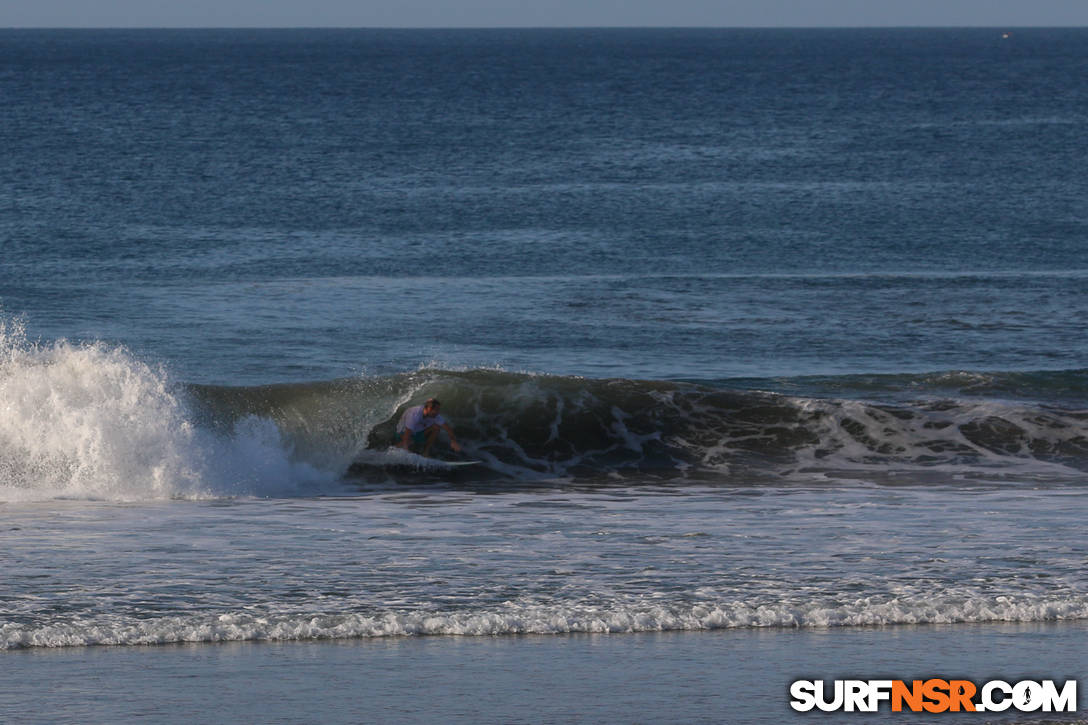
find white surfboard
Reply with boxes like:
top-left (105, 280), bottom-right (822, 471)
top-left (377, 449), bottom-right (482, 469)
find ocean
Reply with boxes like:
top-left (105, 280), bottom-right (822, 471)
top-left (1, 28), bottom-right (1086, 723)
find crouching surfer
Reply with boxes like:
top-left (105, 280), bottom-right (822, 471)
top-left (395, 397), bottom-right (462, 457)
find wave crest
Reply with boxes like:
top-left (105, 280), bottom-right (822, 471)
top-left (4, 317), bottom-right (1085, 497)
top-left (5, 594), bottom-right (1086, 649)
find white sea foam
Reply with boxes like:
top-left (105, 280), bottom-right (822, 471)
top-left (0, 320), bottom-right (334, 501)
top-left (5, 595), bottom-right (1087, 649)
top-left (785, 394), bottom-right (1088, 478)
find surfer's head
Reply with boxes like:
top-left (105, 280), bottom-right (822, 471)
top-left (424, 398), bottom-right (441, 415)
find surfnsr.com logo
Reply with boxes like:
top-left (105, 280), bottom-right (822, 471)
top-left (789, 679), bottom-right (1077, 713)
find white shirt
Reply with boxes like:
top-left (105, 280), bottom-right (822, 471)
top-left (396, 405), bottom-right (446, 434)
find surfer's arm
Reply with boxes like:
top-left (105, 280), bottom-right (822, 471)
top-left (441, 423), bottom-right (462, 452)
top-left (398, 428), bottom-right (412, 449)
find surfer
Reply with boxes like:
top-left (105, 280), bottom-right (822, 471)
top-left (395, 398), bottom-right (462, 457)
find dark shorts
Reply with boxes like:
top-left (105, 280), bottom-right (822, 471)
top-left (395, 430), bottom-right (428, 446)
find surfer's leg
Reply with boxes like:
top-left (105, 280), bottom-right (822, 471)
top-left (422, 424), bottom-right (440, 456)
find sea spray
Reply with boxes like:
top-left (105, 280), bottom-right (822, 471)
top-left (0, 320), bottom-right (335, 501)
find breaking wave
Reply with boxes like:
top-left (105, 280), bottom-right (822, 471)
top-left (2, 319), bottom-right (1087, 500)
top-left (356, 369), bottom-right (1088, 481)
top-left (0, 320), bottom-right (335, 501)
top-left (4, 594), bottom-right (1087, 649)
top-left (196, 367), bottom-right (1088, 482)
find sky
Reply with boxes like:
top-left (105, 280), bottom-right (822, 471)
top-left (2, 0), bottom-right (1088, 28)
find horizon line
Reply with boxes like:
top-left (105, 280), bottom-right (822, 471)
top-left (1, 24), bottom-right (1085, 31)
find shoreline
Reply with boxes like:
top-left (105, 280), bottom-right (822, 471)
top-left (6, 621), bottom-right (1085, 723)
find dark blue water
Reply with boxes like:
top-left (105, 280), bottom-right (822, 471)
top-left (3, 28), bottom-right (1087, 386)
